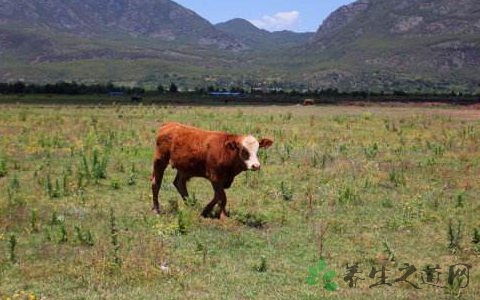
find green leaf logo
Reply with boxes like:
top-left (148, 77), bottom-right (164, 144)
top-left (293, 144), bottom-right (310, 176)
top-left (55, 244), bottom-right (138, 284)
top-left (305, 259), bottom-right (339, 291)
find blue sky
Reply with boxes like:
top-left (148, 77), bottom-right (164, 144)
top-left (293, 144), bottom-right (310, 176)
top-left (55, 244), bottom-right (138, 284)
top-left (174, 0), bottom-right (355, 32)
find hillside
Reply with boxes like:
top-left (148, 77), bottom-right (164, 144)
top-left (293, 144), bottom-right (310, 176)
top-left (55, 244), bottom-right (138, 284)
top-left (0, 0), bottom-right (248, 85)
top-left (215, 18), bottom-right (313, 51)
top-left (298, 0), bottom-right (480, 91)
top-left (1, 0), bottom-right (479, 92)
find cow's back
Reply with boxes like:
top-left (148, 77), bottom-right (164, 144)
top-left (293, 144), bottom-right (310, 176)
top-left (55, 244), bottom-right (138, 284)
top-left (156, 122), bottom-right (231, 177)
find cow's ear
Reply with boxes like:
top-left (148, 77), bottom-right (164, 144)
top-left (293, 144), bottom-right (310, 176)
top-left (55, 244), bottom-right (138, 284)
top-left (259, 138), bottom-right (273, 149)
top-left (225, 140), bottom-right (239, 151)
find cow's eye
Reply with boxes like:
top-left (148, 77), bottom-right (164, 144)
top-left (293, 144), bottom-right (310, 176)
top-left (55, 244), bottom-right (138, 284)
top-left (240, 148), bottom-right (250, 160)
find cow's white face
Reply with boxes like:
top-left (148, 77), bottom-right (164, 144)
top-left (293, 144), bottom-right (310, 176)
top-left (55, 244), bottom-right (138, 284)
top-left (240, 135), bottom-right (261, 170)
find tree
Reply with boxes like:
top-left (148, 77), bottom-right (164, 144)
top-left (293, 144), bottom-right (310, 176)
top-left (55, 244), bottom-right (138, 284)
top-left (169, 82), bottom-right (178, 93)
top-left (157, 85), bottom-right (165, 94)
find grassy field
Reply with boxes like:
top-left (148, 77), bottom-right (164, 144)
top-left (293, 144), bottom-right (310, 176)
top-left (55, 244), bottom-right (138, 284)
top-left (0, 102), bottom-right (479, 299)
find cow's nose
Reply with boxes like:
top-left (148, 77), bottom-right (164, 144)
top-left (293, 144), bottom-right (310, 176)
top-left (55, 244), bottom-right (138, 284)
top-left (251, 163), bottom-right (261, 170)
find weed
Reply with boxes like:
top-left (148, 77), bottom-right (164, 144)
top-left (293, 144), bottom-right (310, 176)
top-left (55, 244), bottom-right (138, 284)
top-left (364, 142), bottom-right (379, 159)
top-left (1, 290), bottom-right (45, 300)
top-left (110, 178), bottom-right (120, 190)
top-left (472, 228), bottom-right (480, 253)
top-left (381, 198), bottom-right (393, 208)
top-left (255, 255), bottom-right (267, 272)
top-left (58, 222), bottom-right (68, 243)
top-left (109, 209), bottom-right (122, 268)
top-left (50, 211), bottom-right (64, 226)
top-left (279, 142), bottom-right (293, 163)
top-left (455, 191), bottom-right (465, 208)
top-left (177, 209), bottom-right (191, 235)
top-left (167, 197), bottom-right (179, 213)
top-left (279, 181), bottom-right (293, 202)
top-left (92, 148), bottom-right (109, 182)
top-left (8, 233), bottom-right (17, 264)
top-left (258, 148), bottom-right (269, 166)
top-left (153, 218), bottom-right (179, 238)
top-left (30, 209), bottom-right (39, 233)
top-left (7, 174), bottom-right (23, 207)
top-left (0, 155), bottom-right (6, 177)
top-left (195, 239), bottom-right (208, 265)
top-left (313, 222), bottom-right (329, 259)
top-left (243, 171), bottom-right (259, 189)
top-left (79, 148), bottom-right (110, 184)
top-left (233, 211), bottom-right (268, 228)
top-left (388, 168), bottom-right (406, 187)
top-left (444, 276), bottom-right (465, 299)
top-left (127, 163), bottom-right (137, 186)
top-left (45, 174), bottom-right (61, 198)
top-left (338, 144), bottom-right (348, 155)
top-left (447, 220), bottom-right (462, 254)
top-left (338, 186), bottom-right (360, 205)
top-left (184, 194), bottom-right (198, 207)
top-left (382, 240), bottom-right (396, 262)
top-left (74, 225), bottom-right (95, 246)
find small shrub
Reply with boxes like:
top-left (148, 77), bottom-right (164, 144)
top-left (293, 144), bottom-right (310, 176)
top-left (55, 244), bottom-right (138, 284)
top-left (233, 211), bottom-right (268, 228)
top-left (279, 181), bottom-right (293, 202)
top-left (177, 209), bottom-right (192, 235)
top-left (74, 225), bottom-right (95, 246)
top-left (338, 186), bottom-right (360, 205)
top-left (382, 240), bottom-right (396, 262)
top-left (127, 164), bottom-right (137, 185)
top-left (110, 178), bottom-right (120, 190)
top-left (389, 168), bottom-right (406, 187)
top-left (381, 198), bottom-right (393, 208)
top-left (30, 209), bottom-right (39, 233)
top-left (455, 192), bottom-right (465, 208)
top-left (364, 142), bottom-right (379, 159)
top-left (92, 148), bottom-right (109, 181)
top-left (109, 209), bottom-right (121, 267)
top-left (8, 233), bottom-right (17, 264)
top-left (184, 194), bottom-right (198, 207)
top-left (447, 220), bottom-right (462, 254)
top-left (255, 255), bottom-right (267, 272)
top-left (59, 223), bottom-right (68, 243)
top-left (0, 156), bottom-right (6, 177)
top-left (472, 228), bottom-right (480, 253)
top-left (279, 142), bottom-right (293, 163)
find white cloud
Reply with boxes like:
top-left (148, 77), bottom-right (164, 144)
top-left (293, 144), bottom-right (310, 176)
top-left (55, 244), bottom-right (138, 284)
top-left (249, 10), bottom-right (300, 31)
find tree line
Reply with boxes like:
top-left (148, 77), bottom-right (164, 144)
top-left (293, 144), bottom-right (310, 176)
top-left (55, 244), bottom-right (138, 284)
top-left (1, 81), bottom-right (478, 100)
top-left (0, 81), bottom-right (145, 95)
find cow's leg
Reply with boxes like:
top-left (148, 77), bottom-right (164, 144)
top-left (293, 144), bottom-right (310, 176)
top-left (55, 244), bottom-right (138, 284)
top-left (201, 183), bottom-right (227, 219)
top-left (217, 188), bottom-right (228, 220)
top-left (151, 157), bottom-right (168, 214)
top-left (173, 172), bottom-right (189, 200)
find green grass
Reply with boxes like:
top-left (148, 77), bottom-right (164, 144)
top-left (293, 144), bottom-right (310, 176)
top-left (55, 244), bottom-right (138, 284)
top-left (0, 102), bottom-right (479, 299)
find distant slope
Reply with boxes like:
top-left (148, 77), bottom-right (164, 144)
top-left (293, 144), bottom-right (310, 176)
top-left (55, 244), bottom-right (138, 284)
top-left (0, 0), bottom-right (245, 48)
top-left (0, 0), bottom-right (479, 93)
top-left (0, 0), bottom-right (247, 84)
top-left (298, 0), bottom-right (480, 91)
top-left (215, 18), bottom-right (313, 51)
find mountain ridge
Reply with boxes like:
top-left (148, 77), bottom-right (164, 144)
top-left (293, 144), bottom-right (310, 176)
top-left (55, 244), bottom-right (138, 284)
top-left (0, 0), bottom-right (479, 92)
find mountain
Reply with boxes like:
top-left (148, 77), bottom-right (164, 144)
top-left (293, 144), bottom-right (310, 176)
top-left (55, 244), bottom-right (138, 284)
top-left (0, 0), bottom-right (248, 84)
top-left (215, 18), bottom-right (313, 51)
top-left (299, 0), bottom-right (480, 91)
top-left (0, 0), bottom-right (245, 49)
top-left (1, 0), bottom-right (479, 93)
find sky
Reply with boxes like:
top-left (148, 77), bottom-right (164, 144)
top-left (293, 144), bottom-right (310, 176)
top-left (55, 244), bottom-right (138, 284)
top-left (173, 0), bottom-right (355, 33)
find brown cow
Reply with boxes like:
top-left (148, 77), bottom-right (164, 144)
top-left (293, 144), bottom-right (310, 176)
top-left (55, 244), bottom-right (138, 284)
top-left (303, 99), bottom-right (315, 106)
top-left (151, 122), bottom-right (273, 219)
